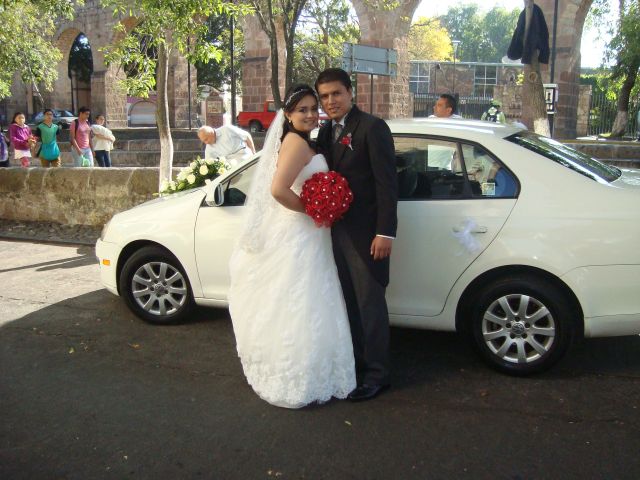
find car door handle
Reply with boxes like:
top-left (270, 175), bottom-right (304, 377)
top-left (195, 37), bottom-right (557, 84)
top-left (453, 225), bottom-right (487, 234)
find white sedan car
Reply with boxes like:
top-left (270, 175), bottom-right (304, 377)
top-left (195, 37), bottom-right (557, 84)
top-left (96, 119), bottom-right (640, 375)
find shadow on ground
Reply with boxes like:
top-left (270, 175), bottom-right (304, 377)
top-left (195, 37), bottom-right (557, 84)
top-left (1, 290), bottom-right (639, 479)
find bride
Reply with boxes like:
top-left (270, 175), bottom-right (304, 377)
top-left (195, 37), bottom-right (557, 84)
top-left (228, 84), bottom-right (356, 408)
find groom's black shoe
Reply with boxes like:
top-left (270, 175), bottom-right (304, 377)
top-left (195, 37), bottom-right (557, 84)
top-left (347, 384), bottom-right (390, 402)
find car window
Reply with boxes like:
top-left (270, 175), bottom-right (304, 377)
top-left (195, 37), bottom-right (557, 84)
top-left (221, 158), bottom-right (258, 206)
top-left (506, 130), bottom-right (621, 183)
top-left (394, 136), bottom-right (465, 200)
top-left (461, 144), bottom-right (518, 198)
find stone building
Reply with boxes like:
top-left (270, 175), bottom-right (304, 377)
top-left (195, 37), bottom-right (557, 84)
top-left (2, 0), bottom-right (595, 140)
top-left (243, 0), bottom-right (595, 139)
top-left (409, 61), bottom-right (523, 97)
top-left (2, 0), bottom-right (194, 129)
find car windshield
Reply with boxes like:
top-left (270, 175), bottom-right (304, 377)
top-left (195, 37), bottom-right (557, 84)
top-left (506, 131), bottom-right (621, 183)
top-left (61, 110), bottom-right (74, 117)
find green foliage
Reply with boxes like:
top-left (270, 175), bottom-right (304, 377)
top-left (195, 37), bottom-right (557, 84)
top-left (582, 70), bottom-right (640, 104)
top-left (439, 4), bottom-right (520, 63)
top-left (196, 15), bottom-right (244, 92)
top-left (101, 0), bottom-right (251, 98)
top-left (606, 1), bottom-right (640, 83)
top-left (0, 0), bottom-right (81, 100)
top-left (408, 17), bottom-right (452, 61)
top-left (293, 0), bottom-right (359, 86)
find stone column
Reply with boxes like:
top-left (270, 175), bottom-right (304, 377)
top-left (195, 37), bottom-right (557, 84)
top-left (167, 52), bottom-right (195, 128)
top-left (99, 66), bottom-right (128, 128)
top-left (350, 0), bottom-right (421, 119)
top-left (576, 84), bottom-right (592, 137)
top-left (537, 0), bottom-right (593, 139)
top-left (240, 15), bottom-right (286, 112)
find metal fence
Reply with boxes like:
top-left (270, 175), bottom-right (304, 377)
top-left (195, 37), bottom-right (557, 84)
top-left (588, 92), bottom-right (639, 138)
top-left (413, 94), bottom-right (493, 120)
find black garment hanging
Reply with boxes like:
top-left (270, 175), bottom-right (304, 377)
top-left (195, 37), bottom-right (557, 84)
top-left (507, 3), bottom-right (550, 64)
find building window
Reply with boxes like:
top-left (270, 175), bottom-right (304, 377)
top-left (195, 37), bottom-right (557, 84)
top-left (410, 62), bottom-right (431, 94)
top-left (474, 66), bottom-right (497, 97)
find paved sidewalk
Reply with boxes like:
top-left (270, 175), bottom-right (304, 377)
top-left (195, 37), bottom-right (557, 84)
top-left (0, 219), bottom-right (102, 246)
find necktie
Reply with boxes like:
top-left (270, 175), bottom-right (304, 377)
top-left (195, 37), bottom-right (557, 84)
top-left (333, 123), bottom-right (343, 143)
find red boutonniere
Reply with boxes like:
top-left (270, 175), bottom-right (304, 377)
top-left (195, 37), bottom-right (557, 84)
top-left (340, 133), bottom-right (353, 150)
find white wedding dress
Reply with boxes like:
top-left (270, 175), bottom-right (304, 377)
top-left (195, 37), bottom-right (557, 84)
top-left (228, 154), bottom-right (356, 408)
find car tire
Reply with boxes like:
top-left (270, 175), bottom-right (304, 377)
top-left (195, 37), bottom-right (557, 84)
top-left (119, 246), bottom-right (194, 324)
top-left (469, 275), bottom-right (575, 375)
top-left (249, 120), bottom-right (262, 133)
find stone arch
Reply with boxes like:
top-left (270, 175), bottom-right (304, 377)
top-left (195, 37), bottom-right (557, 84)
top-left (48, 26), bottom-right (85, 111)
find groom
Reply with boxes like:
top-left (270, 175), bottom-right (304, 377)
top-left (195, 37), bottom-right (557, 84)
top-left (315, 68), bottom-right (398, 402)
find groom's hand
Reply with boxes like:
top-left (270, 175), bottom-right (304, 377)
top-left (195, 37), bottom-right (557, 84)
top-left (370, 236), bottom-right (392, 260)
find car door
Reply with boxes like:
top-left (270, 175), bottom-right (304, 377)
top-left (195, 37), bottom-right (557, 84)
top-left (388, 136), bottom-right (519, 317)
top-left (193, 159), bottom-right (257, 300)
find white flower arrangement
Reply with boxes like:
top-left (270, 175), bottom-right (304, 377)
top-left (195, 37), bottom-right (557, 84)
top-left (159, 156), bottom-right (230, 195)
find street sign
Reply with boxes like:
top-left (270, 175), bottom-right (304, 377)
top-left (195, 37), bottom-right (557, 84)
top-left (341, 43), bottom-right (397, 77)
top-left (544, 83), bottom-right (558, 115)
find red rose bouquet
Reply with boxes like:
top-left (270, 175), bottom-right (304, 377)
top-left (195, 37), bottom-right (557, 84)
top-left (299, 171), bottom-right (354, 227)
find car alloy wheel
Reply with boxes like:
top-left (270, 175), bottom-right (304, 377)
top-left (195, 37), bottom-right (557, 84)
top-left (470, 275), bottom-right (575, 375)
top-left (131, 261), bottom-right (188, 316)
top-left (481, 294), bottom-right (556, 365)
top-left (119, 246), bottom-right (194, 324)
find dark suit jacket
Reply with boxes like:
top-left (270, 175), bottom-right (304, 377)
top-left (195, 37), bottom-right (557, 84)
top-left (507, 4), bottom-right (550, 64)
top-left (318, 105), bottom-right (398, 286)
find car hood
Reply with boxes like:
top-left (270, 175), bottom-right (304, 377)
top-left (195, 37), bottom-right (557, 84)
top-left (132, 187), bottom-right (205, 209)
top-left (612, 168), bottom-right (640, 189)
top-left (111, 187), bottom-right (206, 226)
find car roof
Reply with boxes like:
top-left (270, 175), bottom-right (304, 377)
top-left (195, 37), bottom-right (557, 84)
top-left (386, 117), bottom-right (524, 142)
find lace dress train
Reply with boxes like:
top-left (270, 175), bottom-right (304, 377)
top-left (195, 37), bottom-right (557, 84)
top-left (228, 154), bottom-right (356, 408)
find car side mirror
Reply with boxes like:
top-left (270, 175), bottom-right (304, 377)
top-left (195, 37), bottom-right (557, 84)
top-left (204, 179), bottom-right (225, 207)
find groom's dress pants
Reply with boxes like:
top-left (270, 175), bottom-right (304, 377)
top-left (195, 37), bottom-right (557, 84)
top-left (332, 224), bottom-right (390, 386)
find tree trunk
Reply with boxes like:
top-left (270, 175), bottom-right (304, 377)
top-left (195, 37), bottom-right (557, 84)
top-left (156, 41), bottom-right (174, 190)
top-left (610, 63), bottom-right (639, 138)
top-left (521, 1), bottom-right (550, 136)
top-left (268, 30), bottom-right (282, 108)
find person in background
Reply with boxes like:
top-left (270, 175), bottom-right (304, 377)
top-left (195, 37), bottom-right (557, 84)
top-left (91, 114), bottom-right (116, 167)
top-left (9, 112), bottom-right (35, 167)
top-left (70, 106), bottom-right (93, 167)
top-left (33, 109), bottom-right (62, 168)
top-left (429, 94), bottom-right (463, 119)
top-left (481, 99), bottom-right (507, 123)
top-left (197, 124), bottom-right (256, 167)
top-left (0, 124), bottom-right (9, 167)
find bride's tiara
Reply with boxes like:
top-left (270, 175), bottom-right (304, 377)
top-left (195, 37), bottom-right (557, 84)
top-left (283, 87), bottom-right (318, 110)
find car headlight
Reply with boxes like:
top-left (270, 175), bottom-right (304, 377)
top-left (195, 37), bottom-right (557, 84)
top-left (100, 219), bottom-right (111, 241)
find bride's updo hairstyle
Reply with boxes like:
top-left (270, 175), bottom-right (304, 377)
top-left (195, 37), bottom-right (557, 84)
top-left (281, 83), bottom-right (318, 142)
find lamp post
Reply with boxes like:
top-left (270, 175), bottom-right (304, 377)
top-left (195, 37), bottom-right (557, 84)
top-left (452, 40), bottom-right (461, 94)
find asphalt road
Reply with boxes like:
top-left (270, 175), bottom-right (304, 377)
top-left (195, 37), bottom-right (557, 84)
top-left (1, 239), bottom-right (639, 480)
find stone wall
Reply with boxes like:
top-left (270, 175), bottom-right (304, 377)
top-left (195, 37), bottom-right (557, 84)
top-left (0, 168), bottom-right (158, 226)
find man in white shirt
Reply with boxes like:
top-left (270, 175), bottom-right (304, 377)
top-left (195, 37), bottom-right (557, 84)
top-left (429, 94), bottom-right (463, 119)
top-left (197, 125), bottom-right (256, 166)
